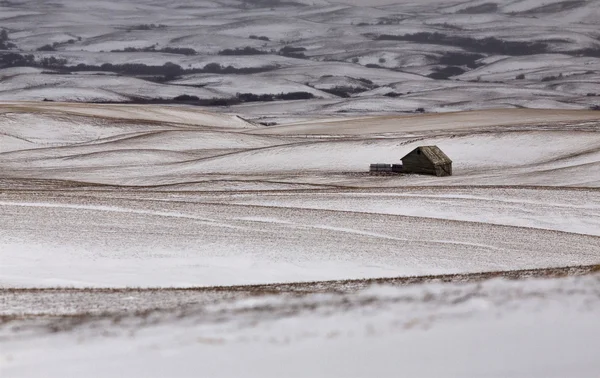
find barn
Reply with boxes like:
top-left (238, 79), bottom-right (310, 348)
top-left (400, 145), bottom-right (452, 177)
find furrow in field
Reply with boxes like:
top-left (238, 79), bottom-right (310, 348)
top-left (1, 193), bottom-right (599, 288)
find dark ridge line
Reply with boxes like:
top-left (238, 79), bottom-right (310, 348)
top-left (0, 131), bottom-right (36, 144)
top-left (157, 138), bottom-right (326, 166)
top-left (259, 124), bottom-right (600, 139)
top-left (1, 104), bottom-right (254, 130)
top-left (4, 264), bottom-right (599, 294)
top-left (124, 178), bottom-right (346, 190)
top-left (0, 127), bottom-right (285, 158)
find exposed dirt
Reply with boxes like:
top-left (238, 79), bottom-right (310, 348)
top-left (2, 264), bottom-right (598, 319)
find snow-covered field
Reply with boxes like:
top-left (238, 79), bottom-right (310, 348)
top-left (0, 0), bottom-right (599, 114)
top-left (1, 102), bottom-right (599, 376)
top-left (1, 103), bottom-right (599, 287)
top-left (2, 270), bottom-right (600, 377)
top-left (1, 0), bottom-right (600, 374)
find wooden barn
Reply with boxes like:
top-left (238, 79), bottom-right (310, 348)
top-left (400, 145), bottom-right (452, 177)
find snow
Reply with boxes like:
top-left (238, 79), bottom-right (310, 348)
top-left (207, 18), bottom-right (332, 40)
top-left (255, 62), bottom-right (429, 86)
top-left (254, 108), bottom-right (600, 135)
top-left (4, 106), bottom-right (600, 187)
top-left (503, 0), bottom-right (583, 13)
top-left (0, 102), bottom-right (258, 129)
top-left (0, 135), bottom-right (35, 154)
top-left (1, 0), bottom-right (599, 112)
top-left (0, 67), bottom-right (46, 79)
top-left (1, 0), bottom-right (600, 372)
top-left (1, 184), bottom-right (599, 287)
top-left (0, 173), bottom-right (600, 287)
top-left (0, 74), bottom-right (222, 102)
top-left (1, 104), bottom-right (598, 288)
top-left (219, 188), bottom-right (600, 236)
top-left (171, 74), bottom-right (334, 98)
top-left (2, 274), bottom-right (600, 377)
top-left (457, 55), bottom-right (600, 82)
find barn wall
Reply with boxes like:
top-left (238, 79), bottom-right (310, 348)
top-left (402, 150), bottom-right (436, 174)
top-left (435, 163), bottom-right (452, 177)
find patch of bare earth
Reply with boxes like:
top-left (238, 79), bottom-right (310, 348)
top-left (2, 264), bottom-right (597, 319)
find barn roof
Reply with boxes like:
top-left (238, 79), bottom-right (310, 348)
top-left (402, 145), bottom-right (452, 165)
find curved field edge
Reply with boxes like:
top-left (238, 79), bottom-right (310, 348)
top-left (4, 263), bottom-right (598, 297)
top-left (1, 264), bottom-right (598, 329)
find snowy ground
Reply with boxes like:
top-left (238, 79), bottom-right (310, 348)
top-left (0, 0), bottom-right (599, 113)
top-left (2, 0), bottom-right (600, 374)
top-left (2, 270), bottom-right (600, 377)
top-left (1, 101), bottom-right (600, 375)
top-left (2, 103), bottom-right (600, 288)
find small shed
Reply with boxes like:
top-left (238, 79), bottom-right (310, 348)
top-left (400, 146), bottom-right (452, 177)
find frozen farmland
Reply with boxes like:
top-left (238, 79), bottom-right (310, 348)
top-left (1, 0), bottom-right (600, 377)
